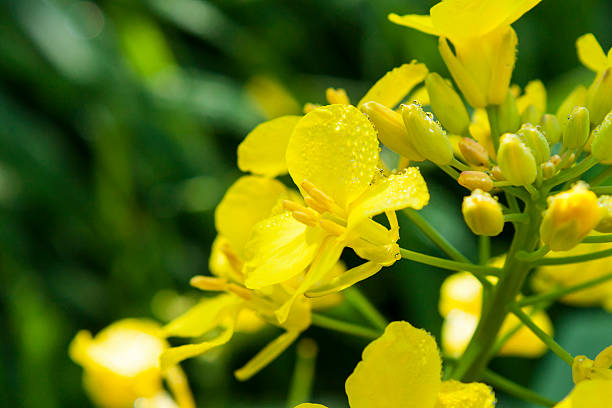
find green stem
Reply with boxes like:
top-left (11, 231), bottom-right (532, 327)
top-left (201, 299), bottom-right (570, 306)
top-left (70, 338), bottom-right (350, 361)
top-left (545, 156), bottom-right (599, 189)
top-left (344, 287), bottom-right (388, 331)
top-left (591, 186), bottom-right (612, 195)
top-left (481, 369), bottom-right (556, 407)
top-left (524, 184), bottom-right (540, 199)
top-left (505, 191), bottom-right (520, 212)
top-left (589, 165), bottom-right (612, 186)
top-left (582, 234), bottom-right (612, 243)
top-left (287, 339), bottom-right (318, 407)
top-left (440, 164), bottom-right (460, 179)
top-left (403, 209), bottom-right (472, 263)
top-left (515, 245), bottom-right (550, 262)
top-left (399, 248), bottom-right (500, 280)
top-left (479, 236), bottom-right (490, 265)
top-left (533, 247), bottom-right (612, 265)
top-left (311, 314), bottom-right (381, 340)
top-left (515, 270), bottom-right (612, 307)
top-left (509, 305), bottom-right (574, 366)
top-left (486, 105), bottom-right (501, 153)
top-left (451, 201), bottom-right (543, 381)
top-left (451, 158), bottom-right (471, 171)
top-left (503, 213), bottom-right (529, 224)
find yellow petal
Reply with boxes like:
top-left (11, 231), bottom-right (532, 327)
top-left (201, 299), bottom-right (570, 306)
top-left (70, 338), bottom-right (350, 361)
top-left (486, 28), bottom-right (518, 105)
top-left (441, 309), bottom-right (479, 358)
top-left (348, 167), bottom-right (429, 229)
top-left (163, 294), bottom-right (239, 338)
top-left (286, 104), bottom-right (380, 209)
top-left (215, 176), bottom-right (289, 256)
top-left (387, 13), bottom-right (440, 36)
top-left (498, 309), bottom-right (553, 357)
top-left (238, 115), bottom-right (302, 177)
top-left (576, 34), bottom-right (609, 72)
top-left (160, 321), bottom-right (236, 371)
top-left (430, 0), bottom-right (540, 41)
top-left (436, 380), bottom-right (495, 408)
top-left (439, 37), bottom-right (487, 108)
top-left (555, 379), bottom-right (612, 408)
top-left (209, 236), bottom-right (243, 282)
top-left (243, 212), bottom-right (325, 289)
top-left (594, 345), bottom-right (612, 369)
top-left (164, 365), bottom-right (196, 408)
top-left (439, 272), bottom-right (483, 318)
top-left (358, 62), bottom-right (429, 108)
top-left (516, 80), bottom-right (547, 115)
top-left (306, 261), bottom-right (383, 297)
top-left (68, 330), bottom-right (93, 365)
top-left (345, 321), bottom-right (442, 408)
top-left (234, 330), bottom-right (301, 381)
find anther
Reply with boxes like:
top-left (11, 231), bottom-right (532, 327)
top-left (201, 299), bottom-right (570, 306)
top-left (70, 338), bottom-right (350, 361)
top-left (227, 283), bottom-right (253, 300)
top-left (319, 219), bottom-right (347, 236)
top-left (292, 210), bottom-right (319, 227)
top-left (301, 181), bottom-right (335, 210)
top-left (190, 276), bottom-right (228, 291)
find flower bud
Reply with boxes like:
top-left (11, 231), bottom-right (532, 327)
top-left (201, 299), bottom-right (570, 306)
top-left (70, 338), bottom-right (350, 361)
top-left (458, 137), bottom-right (489, 167)
top-left (591, 110), bottom-right (612, 162)
top-left (361, 101), bottom-right (425, 161)
top-left (563, 106), bottom-right (590, 149)
top-left (587, 67), bottom-right (612, 125)
top-left (401, 103), bottom-right (453, 165)
top-left (425, 73), bottom-right (470, 135)
top-left (490, 166), bottom-right (504, 181)
top-left (458, 171), bottom-right (494, 192)
top-left (595, 195), bottom-right (612, 233)
top-left (521, 104), bottom-right (540, 125)
top-left (541, 161), bottom-right (556, 179)
top-left (540, 114), bottom-right (562, 145)
top-left (540, 182), bottom-right (601, 251)
top-left (462, 189), bottom-right (504, 236)
top-left (497, 133), bottom-right (537, 186)
top-left (517, 123), bottom-right (550, 164)
top-left (556, 85), bottom-right (588, 130)
top-left (497, 90), bottom-right (521, 135)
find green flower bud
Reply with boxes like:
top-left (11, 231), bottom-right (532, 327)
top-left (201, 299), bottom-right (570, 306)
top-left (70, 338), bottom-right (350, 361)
top-left (401, 103), bottom-right (453, 165)
top-left (587, 67), bottom-right (612, 125)
top-left (540, 182), bottom-right (601, 251)
top-left (517, 123), bottom-right (550, 164)
top-left (497, 90), bottom-right (521, 135)
top-left (563, 106), bottom-right (590, 149)
top-left (595, 195), bottom-right (612, 233)
top-left (521, 104), bottom-right (540, 125)
top-left (497, 133), bottom-right (537, 186)
top-left (540, 114), bottom-right (562, 145)
top-left (361, 101), bottom-right (425, 162)
top-left (591, 110), bottom-right (612, 162)
top-left (425, 73), bottom-right (470, 135)
top-left (462, 189), bottom-right (504, 236)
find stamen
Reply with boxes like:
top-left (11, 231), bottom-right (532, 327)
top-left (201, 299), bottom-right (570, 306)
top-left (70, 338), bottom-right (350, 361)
top-left (325, 88), bottom-right (350, 105)
top-left (190, 275), bottom-right (227, 291)
top-left (319, 219), bottom-right (346, 236)
top-left (303, 103), bottom-right (321, 114)
top-left (227, 283), bottom-right (253, 300)
top-left (301, 181), bottom-right (335, 210)
top-left (304, 196), bottom-right (328, 214)
top-left (292, 210), bottom-right (319, 227)
top-left (220, 242), bottom-right (244, 274)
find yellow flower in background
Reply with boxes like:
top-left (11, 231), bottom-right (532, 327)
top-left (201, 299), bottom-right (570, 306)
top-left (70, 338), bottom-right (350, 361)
top-left (69, 319), bottom-right (194, 408)
top-left (243, 104), bottom-right (429, 323)
top-left (554, 379), bottom-right (612, 408)
top-left (532, 240), bottom-right (612, 310)
top-left (577, 33), bottom-right (611, 73)
top-left (576, 34), bottom-right (612, 124)
top-left (295, 321), bottom-right (495, 408)
top-left (439, 269), bottom-right (553, 358)
top-left (390, 0), bottom-right (541, 108)
top-left (160, 175), bottom-right (342, 381)
top-left (237, 61), bottom-right (428, 177)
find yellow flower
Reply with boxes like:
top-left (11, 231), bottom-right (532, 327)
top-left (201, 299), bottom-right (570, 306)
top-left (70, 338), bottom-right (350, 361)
top-left (576, 33), bottom-right (611, 73)
top-left (554, 379), bottom-right (612, 408)
top-left (576, 34), bottom-right (612, 124)
top-left (237, 61), bottom-right (428, 176)
top-left (439, 269), bottom-right (553, 358)
top-left (160, 176), bottom-right (341, 380)
top-left (68, 319), bottom-right (194, 408)
top-left (243, 104), bottom-right (429, 323)
top-left (540, 182), bottom-right (601, 251)
top-left (389, 0), bottom-right (541, 108)
top-left (572, 345), bottom-right (612, 384)
top-left (516, 80), bottom-right (547, 123)
top-left (531, 239), bottom-right (612, 309)
top-left (296, 321), bottom-right (495, 408)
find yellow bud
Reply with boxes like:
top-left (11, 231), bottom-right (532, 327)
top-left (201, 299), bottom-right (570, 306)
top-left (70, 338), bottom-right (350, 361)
top-left (325, 88), bottom-right (350, 105)
top-left (458, 137), bottom-right (489, 167)
top-left (490, 166), bottom-right (504, 181)
top-left (521, 104), bottom-right (540, 125)
top-left (563, 106), bottom-right (590, 149)
top-left (497, 91), bottom-right (521, 135)
top-left (596, 195), bottom-right (612, 233)
top-left (541, 161), bottom-right (556, 179)
top-left (425, 73), bottom-right (470, 135)
top-left (591, 110), bottom-right (612, 162)
top-left (540, 182), bottom-right (601, 251)
top-left (587, 67), bottom-right (612, 125)
top-left (517, 123), bottom-right (550, 164)
top-left (497, 133), bottom-right (537, 186)
top-left (361, 101), bottom-right (425, 161)
top-left (462, 189), bottom-right (504, 236)
top-left (556, 85), bottom-right (587, 131)
top-left (540, 113), bottom-right (562, 145)
top-left (401, 103), bottom-right (453, 165)
top-left (458, 171), bottom-right (494, 192)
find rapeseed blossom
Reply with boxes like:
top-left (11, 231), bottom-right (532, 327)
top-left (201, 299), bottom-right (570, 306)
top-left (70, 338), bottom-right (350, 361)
top-left (295, 321), bottom-right (495, 408)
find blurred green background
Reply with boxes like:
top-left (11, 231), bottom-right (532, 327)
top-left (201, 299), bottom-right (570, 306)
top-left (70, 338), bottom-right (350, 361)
top-left (1, 0), bottom-right (611, 407)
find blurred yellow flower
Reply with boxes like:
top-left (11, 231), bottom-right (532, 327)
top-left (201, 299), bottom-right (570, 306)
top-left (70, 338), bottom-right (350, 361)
top-left (390, 0), bottom-right (541, 108)
top-left (69, 319), bottom-right (194, 408)
top-left (296, 321), bottom-right (495, 408)
top-left (554, 379), bottom-right (612, 408)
